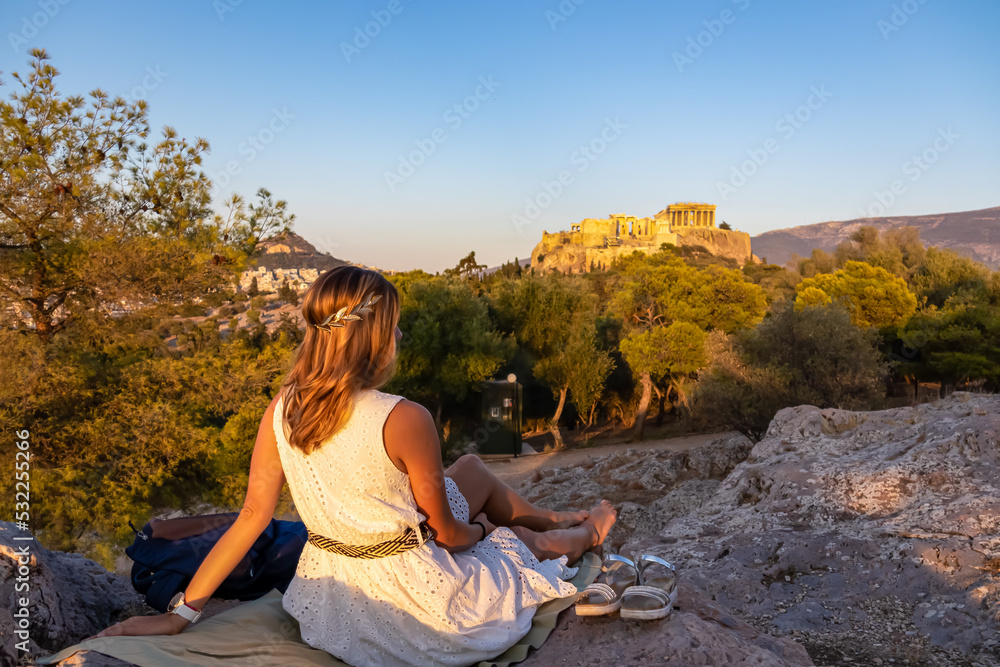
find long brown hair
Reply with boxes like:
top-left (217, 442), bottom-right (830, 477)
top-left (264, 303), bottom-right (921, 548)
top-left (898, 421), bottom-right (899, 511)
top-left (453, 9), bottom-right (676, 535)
top-left (280, 266), bottom-right (400, 454)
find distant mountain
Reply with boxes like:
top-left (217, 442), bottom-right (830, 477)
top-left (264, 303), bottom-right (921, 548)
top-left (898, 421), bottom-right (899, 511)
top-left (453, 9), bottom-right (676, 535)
top-left (251, 231), bottom-right (349, 272)
top-left (751, 206), bottom-right (1000, 268)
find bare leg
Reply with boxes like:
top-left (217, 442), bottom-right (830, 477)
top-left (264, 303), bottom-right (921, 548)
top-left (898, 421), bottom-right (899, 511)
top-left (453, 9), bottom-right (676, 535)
top-left (445, 454), bottom-right (587, 531)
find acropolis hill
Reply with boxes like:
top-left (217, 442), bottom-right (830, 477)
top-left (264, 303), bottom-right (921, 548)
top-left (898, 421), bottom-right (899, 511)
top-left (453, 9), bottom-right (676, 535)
top-left (531, 202), bottom-right (754, 273)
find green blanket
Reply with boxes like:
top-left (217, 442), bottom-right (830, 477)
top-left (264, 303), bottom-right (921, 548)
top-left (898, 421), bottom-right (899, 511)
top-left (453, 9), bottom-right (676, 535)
top-left (37, 552), bottom-right (599, 667)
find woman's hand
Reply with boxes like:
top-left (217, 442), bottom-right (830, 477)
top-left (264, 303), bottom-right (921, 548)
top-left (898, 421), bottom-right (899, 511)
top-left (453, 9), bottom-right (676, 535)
top-left (85, 613), bottom-right (190, 641)
top-left (472, 512), bottom-right (496, 540)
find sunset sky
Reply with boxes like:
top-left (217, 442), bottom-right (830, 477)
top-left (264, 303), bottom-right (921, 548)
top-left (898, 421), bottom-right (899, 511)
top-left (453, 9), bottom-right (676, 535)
top-left (1, 0), bottom-right (997, 271)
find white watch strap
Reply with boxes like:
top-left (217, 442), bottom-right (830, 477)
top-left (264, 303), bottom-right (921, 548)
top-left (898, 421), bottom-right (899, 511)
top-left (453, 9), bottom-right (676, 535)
top-left (170, 602), bottom-right (202, 624)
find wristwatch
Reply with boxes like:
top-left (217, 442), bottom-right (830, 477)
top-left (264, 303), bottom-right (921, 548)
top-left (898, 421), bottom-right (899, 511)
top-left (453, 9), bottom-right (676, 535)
top-left (167, 591), bottom-right (203, 624)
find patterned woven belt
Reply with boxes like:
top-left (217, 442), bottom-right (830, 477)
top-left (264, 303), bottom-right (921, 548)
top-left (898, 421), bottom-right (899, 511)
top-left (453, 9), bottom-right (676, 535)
top-left (306, 522), bottom-right (435, 559)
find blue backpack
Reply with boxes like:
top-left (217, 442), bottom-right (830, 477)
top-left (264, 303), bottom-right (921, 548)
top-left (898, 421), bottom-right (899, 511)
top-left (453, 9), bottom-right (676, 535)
top-left (126, 513), bottom-right (307, 612)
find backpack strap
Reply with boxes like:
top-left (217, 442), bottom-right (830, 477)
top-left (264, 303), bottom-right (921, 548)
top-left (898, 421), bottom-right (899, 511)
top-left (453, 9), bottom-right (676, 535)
top-left (128, 519), bottom-right (148, 541)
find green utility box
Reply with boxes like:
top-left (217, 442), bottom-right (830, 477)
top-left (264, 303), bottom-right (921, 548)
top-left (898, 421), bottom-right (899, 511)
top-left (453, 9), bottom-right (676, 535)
top-left (479, 380), bottom-right (523, 456)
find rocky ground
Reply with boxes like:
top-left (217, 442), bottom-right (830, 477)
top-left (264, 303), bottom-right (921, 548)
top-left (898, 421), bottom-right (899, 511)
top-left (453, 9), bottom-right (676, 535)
top-left (518, 393), bottom-right (1000, 666)
top-left (5, 393), bottom-right (1000, 666)
top-left (0, 522), bottom-right (145, 665)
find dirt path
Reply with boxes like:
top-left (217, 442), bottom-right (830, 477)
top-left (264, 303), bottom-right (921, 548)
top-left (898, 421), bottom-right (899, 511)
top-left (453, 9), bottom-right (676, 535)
top-left (483, 430), bottom-right (738, 488)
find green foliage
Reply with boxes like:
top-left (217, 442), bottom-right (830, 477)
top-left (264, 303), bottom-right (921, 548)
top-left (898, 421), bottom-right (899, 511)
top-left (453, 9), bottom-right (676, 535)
top-left (795, 248), bottom-right (837, 279)
top-left (444, 251), bottom-right (487, 281)
top-left (610, 251), bottom-right (767, 334)
top-left (835, 226), bottom-right (926, 279)
top-left (0, 53), bottom-right (209, 338)
top-left (0, 321), bottom-right (295, 564)
top-left (250, 296), bottom-right (266, 310)
top-left (900, 295), bottom-right (1000, 389)
top-left (214, 189), bottom-right (296, 257)
top-left (386, 275), bottom-right (513, 428)
top-left (482, 257), bottom-right (523, 286)
top-left (179, 303), bottom-right (208, 318)
top-left (909, 246), bottom-right (990, 308)
top-left (620, 321), bottom-right (705, 407)
top-left (271, 313), bottom-right (305, 346)
top-left (211, 394), bottom-right (273, 506)
top-left (608, 250), bottom-right (766, 436)
top-left (795, 261), bottom-right (917, 329)
top-left (565, 326), bottom-right (614, 427)
top-left (693, 303), bottom-right (888, 440)
top-left (742, 262), bottom-right (799, 302)
top-left (619, 322), bottom-right (705, 381)
top-left (205, 292), bottom-right (227, 308)
top-left (278, 279), bottom-right (300, 306)
top-left (488, 273), bottom-right (612, 426)
top-left (0, 50), bottom-right (293, 341)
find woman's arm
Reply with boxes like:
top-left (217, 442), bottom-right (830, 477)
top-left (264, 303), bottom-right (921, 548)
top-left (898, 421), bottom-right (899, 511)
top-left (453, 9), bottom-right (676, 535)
top-left (180, 393), bottom-right (286, 609)
top-left (383, 400), bottom-right (484, 552)
top-left (91, 393), bottom-right (287, 638)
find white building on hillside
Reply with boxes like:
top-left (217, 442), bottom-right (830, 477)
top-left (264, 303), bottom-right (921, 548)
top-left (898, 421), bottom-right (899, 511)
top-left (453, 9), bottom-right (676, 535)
top-left (239, 267), bottom-right (320, 293)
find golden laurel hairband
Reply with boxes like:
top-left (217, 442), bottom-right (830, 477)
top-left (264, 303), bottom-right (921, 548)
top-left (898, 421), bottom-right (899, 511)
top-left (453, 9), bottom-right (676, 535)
top-left (309, 292), bottom-right (382, 333)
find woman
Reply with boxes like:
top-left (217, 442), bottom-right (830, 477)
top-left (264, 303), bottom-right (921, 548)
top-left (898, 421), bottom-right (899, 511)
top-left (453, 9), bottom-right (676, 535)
top-left (95, 266), bottom-right (617, 666)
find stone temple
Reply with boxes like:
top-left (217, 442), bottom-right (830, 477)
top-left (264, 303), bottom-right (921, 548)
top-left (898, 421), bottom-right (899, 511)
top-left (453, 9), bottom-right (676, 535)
top-left (530, 202), bottom-right (754, 273)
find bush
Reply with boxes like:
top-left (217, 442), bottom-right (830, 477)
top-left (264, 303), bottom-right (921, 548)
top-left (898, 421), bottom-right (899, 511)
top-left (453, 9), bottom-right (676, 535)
top-left (250, 296), bottom-right (266, 311)
top-left (178, 303), bottom-right (208, 318)
top-left (204, 292), bottom-right (227, 308)
top-left (162, 320), bottom-right (185, 337)
top-left (278, 280), bottom-right (300, 306)
top-left (270, 313), bottom-right (304, 344)
top-left (692, 302), bottom-right (887, 440)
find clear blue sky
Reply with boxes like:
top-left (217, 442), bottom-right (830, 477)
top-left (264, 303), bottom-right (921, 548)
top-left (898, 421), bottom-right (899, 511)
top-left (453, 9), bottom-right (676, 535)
top-left (2, 0), bottom-right (997, 271)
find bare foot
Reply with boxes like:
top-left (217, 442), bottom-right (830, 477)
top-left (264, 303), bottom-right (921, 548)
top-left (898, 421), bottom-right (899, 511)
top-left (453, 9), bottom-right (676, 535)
top-left (582, 499), bottom-right (617, 548)
top-left (549, 509), bottom-right (589, 529)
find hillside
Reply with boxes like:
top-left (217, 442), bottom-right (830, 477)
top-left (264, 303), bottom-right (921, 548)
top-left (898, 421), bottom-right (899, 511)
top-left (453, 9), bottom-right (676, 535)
top-left (250, 231), bottom-right (349, 272)
top-left (752, 206), bottom-right (1000, 268)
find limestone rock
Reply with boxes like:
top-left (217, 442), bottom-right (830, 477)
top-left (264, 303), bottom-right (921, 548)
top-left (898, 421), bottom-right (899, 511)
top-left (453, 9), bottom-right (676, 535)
top-left (519, 433), bottom-right (752, 511)
top-left (0, 522), bottom-right (145, 665)
top-left (522, 394), bottom-right (1000, 666)
top-left (522, 581), bottom-right (813, 667)
top-left (674, 226), bottom-right (753, 264)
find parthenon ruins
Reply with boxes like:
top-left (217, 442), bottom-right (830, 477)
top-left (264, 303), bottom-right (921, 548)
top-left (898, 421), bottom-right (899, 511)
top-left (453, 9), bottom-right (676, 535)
top-left (665, 202), bottom-right (717, 228)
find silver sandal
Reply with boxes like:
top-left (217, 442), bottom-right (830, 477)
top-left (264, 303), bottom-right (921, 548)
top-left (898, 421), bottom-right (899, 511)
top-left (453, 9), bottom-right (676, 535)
top-left (620, 554), bottom-right (678, 620)
top-left (574, 553), bottom-right (637, 616)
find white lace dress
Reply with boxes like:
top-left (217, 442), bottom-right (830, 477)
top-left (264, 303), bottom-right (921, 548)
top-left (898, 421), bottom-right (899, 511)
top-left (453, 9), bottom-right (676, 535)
top-left (273, 389), bottom-right (579, 667)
